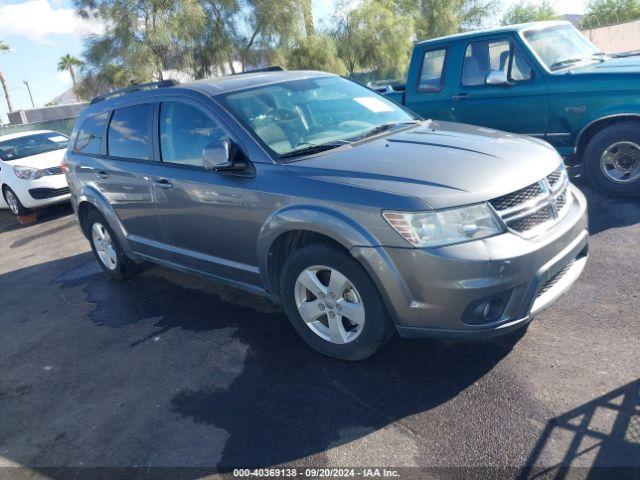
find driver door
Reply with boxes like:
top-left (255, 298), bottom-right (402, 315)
top-left (450, 35), bottom-right (549, 136)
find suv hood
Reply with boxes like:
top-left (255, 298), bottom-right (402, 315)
top-left (5, 149), bottom-right (66, 170)
top-left (285, 120), bottom-right (561, 209)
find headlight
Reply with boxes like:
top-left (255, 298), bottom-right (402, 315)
top-left (13, 166), bottom-right (44, 180)
top-left (383, 204), bottom-right (504, 247)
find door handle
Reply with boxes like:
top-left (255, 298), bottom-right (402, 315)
top-left (96, 170), bottom-right (109, 179)
top-left (153, 178), bottom-right (173, 189)
top-left (452, 93), bottom-right (470, 101)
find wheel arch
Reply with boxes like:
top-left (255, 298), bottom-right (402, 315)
top-left (257, 205), bottom-right (379, 299)
top-left (576, 114), bottom-right (640, 159)
top-left (75, 186), bottom-right (131, 253)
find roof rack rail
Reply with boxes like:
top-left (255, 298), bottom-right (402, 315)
top-left (232, 66), bottom-right (284, 76)
top-left (90, 79), bottom-right (180, 105)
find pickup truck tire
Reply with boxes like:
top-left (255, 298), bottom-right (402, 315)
top-left (86, 209), bottom-right (137, 280)
top-left (583, 122), bottom-right (640, 197)
top-left (280, 244), bottom-right (394, 361)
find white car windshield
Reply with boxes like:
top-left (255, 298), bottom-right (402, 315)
top-left (523, 24), bottom-right (602, 71)
top-left (0, 132), bottom-right (69, 162)
top-left (222, 76), bottom-right (418, 158)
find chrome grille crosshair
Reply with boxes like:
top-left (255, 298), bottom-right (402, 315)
top-left (46, 166), bottom-right (64, 175)
top-left (489, 166), bottom-right (571, 238)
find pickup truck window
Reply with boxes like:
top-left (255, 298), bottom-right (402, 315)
top-left (523, 24), bottom-right (600, 71)
top-left (419, 49), bottom-right (446, 92)
top-left (462, 39), bottom-right (532, 86)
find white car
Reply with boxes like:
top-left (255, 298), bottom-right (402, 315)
top-left (0, 130), bottom-right (71, 216)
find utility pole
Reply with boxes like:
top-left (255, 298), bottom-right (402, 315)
top-left (23, 80), bottom-right (35, 108)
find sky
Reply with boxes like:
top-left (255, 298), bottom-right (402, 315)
top-left (0, 0), bottom-right (587, 123)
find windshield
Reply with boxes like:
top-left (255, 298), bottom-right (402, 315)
top-left (523, 24), bottom-right (601, 71)
top-left (0, 132), bottom-right (69, 162)
top-left (222, 76), bottom-right (418, 158)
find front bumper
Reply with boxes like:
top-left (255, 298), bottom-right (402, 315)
top-left (351, 185), bottom-right (589, 340)
top-left (19, 175), bottom-right (70, 209)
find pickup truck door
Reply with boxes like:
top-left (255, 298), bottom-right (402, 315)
top-left (449, 35), bottom-right (549, 136)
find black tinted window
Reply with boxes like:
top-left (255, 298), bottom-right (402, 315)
top-left (75, 112), bottom-right (109, 154)
top-left (108, 104), bottom-right (151, 160)
top-left (159, 102), bottom-right (225, 167)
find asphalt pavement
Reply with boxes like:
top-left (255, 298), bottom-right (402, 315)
top-left (0, 170), bottom-right (638, 479)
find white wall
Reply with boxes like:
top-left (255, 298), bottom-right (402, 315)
top-left (581, 19), bottom-right (640, 53)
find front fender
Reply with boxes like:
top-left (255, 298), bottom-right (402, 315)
top-left (76, 185), bottom-right (132, 254)
top-left (256, 205), bottom-right (379, 293)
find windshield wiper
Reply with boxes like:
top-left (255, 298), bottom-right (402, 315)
top-left (355, 121), bottom-right (421, 141)
top-left (550, 55), bottom-right (605, 70)
top-left (278, 142), bottom-right (346, 159)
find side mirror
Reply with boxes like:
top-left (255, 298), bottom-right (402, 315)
top-left (203, 140), bottom-right (246, 173)
top-left (485, 70), bottom-right (511, 87)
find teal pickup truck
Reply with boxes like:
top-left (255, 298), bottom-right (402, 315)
top-left (376, 21), bottom-right (640, 196)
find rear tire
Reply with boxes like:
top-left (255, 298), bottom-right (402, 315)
top-left (85, 209), bottom-right (136, 280)
top-left (280, 244), bottom-right (394, 361)
top-left (583, 121), bottom-right (640, 196)
top-left (3, 186), bottom-right (29, 216)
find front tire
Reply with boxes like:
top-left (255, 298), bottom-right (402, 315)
top-left (3, 186), bottom-right (29, 216)
top-left (280, 244), bottom-right (394, 361)
top-left (86, 209), bottom-right (136, 280)
top-left (583, 121), bottom-right (640, 196)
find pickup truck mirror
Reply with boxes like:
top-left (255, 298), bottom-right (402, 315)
top-left (485, 70), bottom-right (511, 87)
top-left (203, 140), bottom-right (249, 174)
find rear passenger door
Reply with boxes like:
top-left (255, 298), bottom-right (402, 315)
top-left (149, 99), bottom-right (257, 285)
top-left (71, 105), bottom-right (162, 255)
top-left (450, 35), bottom-right (548, 135)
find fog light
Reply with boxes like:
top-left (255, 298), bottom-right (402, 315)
top-left (481, 299), bottom-right (503, 321)
top-left (462, 294), bottom-right (510, 326)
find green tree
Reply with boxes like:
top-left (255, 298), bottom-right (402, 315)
top-left (0, 40), bottom-right (13, 113)
top-left (57, 54), bottom-right (83, 101)
top-left (284, 34), bottom-right (346, 74)
top-left (501, 0), bottom-right (556, 25)
top-left (332, 0), bottom-right (414, 78)
top-left (410, 0), bottom-right (501, 39)
top-left (581, 0), bottom-right (640, 28)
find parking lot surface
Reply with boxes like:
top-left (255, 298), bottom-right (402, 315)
top-left (0, 171), bottom-right (639, 479)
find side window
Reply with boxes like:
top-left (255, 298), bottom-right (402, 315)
top-left (418, 49), bottom-right (446, 92)
top-left (108, 104), bottom-right (151, 160)
top-left (462, 39), bottom-right (532, 86)
top-left (74, 112), bottom-right (110, 154)
top-left (159, 101), bottom-right (225, 167)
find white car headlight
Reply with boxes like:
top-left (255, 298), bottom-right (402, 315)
top-left (13, 166), bottom-right (43, 180)
top-left (383, 204), bottom-right (504, 248)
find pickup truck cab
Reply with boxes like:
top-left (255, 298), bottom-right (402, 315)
top-left (377, 21), bottom-right (640, 196)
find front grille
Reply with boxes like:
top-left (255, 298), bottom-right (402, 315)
top-left (490, 183), bottom-right (543, 211)
top-left (46, 166), bottom-right (64, 175)
top-left (28, 187), bottom-right (70, 200)
top-left (490, 165), bottom-right (570, 237)
top-left (537, 258), bottom-right (576, 297)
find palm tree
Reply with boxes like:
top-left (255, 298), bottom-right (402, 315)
top-left (57, 54), bottom-right (83, 101)
top-left (0, 40), bottom-right (13, 113)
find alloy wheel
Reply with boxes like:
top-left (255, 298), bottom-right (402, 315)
top-left (5, 190), bottom-right (19, 216)
top-left (294, 265), bottom-right (365, 344)
top-left (91, 222), bottom-right (118, 270)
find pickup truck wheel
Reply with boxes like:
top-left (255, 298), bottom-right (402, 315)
top-left (280, 244), bottom-right (394, 361)
top-left (86, 210), bottom-right (136, 280)
top-left (583, 122), bottom-right (640, 196)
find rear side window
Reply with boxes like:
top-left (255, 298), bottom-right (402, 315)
top-left (75, 112), bottom-right (109, 155)
top-left (159, 101), bottom-right (226, 167)
top-left (461, 39), bottom-right (532, 86)
top-left (418, 49), bottom-right (446, 92)
top-left (108, 104), bottom-right (151, 160)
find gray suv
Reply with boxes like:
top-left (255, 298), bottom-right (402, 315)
top-left (65, 71), bottom-right (588, 360)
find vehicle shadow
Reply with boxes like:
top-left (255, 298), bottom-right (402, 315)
top-left (568, 166), bottom-right (640, 235)
top-left (0, 253), bottom-right (519, 475)
top-left (0, 203), bottom-right (73, 234)
top-left (519, 378), bottom-right (640, 479)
